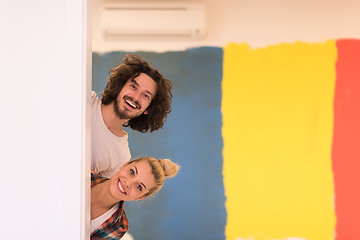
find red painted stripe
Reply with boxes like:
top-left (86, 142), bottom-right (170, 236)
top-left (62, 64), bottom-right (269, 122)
top-left (333, 39), bottom-right (360, 240)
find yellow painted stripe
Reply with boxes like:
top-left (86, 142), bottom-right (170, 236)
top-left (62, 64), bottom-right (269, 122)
top-left (222, 41), bottom-right (337, 240)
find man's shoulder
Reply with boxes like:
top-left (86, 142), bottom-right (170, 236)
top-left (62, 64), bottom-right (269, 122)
top-left (91, 91), bottom-right (100, 100)
top-left (91, 91), bottom-right (102, 111)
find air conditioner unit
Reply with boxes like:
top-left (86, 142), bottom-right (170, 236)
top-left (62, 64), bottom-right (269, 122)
top-left (101, 1), bottom-right (206, 39)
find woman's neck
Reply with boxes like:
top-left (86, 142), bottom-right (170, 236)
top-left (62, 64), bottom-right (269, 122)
top-left (91, 180), bottom-right (120, 220)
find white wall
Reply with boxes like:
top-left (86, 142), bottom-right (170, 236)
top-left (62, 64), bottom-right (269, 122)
top-left (0, 1), bottom-right (91, 239)
top-left (92, 0), bottom-right (360, 52)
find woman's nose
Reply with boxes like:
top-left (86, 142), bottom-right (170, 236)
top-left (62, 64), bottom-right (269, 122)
top-left (123, 179), bottom-right (131, 188)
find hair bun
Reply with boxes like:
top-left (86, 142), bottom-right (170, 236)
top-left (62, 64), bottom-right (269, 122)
top-left (158, 158), bottom-right (179, 178)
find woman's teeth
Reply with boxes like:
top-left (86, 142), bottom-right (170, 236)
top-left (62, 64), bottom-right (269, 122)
top-left (118, 180), bottom-right (125, 194)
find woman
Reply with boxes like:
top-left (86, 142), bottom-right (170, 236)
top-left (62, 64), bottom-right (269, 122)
top-left (90, 157), bottom-right (179, 239)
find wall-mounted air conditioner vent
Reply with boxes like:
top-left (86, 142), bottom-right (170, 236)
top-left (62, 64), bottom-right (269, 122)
top-left (101, 1), bottom-right (206, 39)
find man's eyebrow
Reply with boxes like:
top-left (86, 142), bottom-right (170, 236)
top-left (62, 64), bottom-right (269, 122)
top-left (145, 90), bottom-right (153, 98)
top-left (131, 78), bottom-right (154, 98)
top-left (130, 78), bottom-right (139, 86)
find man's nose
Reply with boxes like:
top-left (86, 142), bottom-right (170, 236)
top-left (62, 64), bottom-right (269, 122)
top-left (132, 91), bottom-right (141, 101)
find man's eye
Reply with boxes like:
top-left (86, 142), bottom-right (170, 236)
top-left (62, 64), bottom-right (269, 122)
top-left (130, 85), bottom-right (136, 89)
top-left (143, 93), bottom-right (150, 99)
top-left (137, 185), bottom-right (142, 191)
top-left (130, 169), bottom-right (134, 175)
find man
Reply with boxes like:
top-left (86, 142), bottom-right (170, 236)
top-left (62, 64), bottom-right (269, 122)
top-left (91, 54), bottom-right (172, 177)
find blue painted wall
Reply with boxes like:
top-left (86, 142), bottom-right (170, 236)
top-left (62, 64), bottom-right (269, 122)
top-left (92, 47), bottom-right (225, 240)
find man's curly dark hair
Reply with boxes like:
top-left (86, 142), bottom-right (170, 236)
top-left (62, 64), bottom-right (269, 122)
top-left (101, 54), bottom-right (172, 133)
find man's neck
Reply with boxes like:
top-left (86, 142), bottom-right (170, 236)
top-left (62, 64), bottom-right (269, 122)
top-left (101, 103), bottom-right (128, 137)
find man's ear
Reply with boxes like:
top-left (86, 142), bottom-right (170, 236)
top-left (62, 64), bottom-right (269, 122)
top-left (143, 109), bottom-right (148, 115)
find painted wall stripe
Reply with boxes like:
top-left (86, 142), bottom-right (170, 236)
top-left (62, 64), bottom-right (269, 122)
top-left (222, 41), bottom-right (337, 240)
top-left (92, 48), bottom-right (225, 240)
top-left (333, 39), bottom-right (360, 240)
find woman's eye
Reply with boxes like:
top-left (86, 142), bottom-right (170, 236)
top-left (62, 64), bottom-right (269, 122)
top-left (130, 85), bottom-right (136, 89)
top-left (143, 93), bottom-right (150, 100)
top-left (137, 185), bottom-right (143, 191)
top-left (130, 169), bottom-right (134, 175)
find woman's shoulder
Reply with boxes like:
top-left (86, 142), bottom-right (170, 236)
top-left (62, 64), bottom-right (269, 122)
top-left (91, 170), bottom-right (109, 186)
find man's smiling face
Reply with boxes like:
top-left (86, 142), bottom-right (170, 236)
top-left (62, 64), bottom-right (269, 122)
top-left (114, 73), bottom-right (157, 120)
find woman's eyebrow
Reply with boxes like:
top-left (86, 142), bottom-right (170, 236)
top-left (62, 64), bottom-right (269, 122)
top-left (134, 166), bottom-right (147, 189)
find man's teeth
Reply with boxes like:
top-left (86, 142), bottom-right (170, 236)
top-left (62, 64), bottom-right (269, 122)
top-left (118, 180), bottom-right (125, 194)
top-left (125, 100), bottom-right (136, 108)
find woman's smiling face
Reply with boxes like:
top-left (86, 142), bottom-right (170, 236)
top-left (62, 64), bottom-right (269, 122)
top-left (110, 160), bottom-right (156, 201)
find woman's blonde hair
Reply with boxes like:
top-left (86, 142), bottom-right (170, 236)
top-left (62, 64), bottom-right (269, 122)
top-left (128, 157), bottom-right (179, 198)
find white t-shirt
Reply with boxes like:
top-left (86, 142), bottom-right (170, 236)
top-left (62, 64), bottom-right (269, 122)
top-left (91, 91), bottom-right (131, 177)
top-left (91, 202), bottom-right (120, 234)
